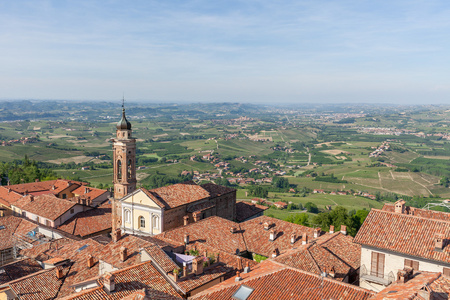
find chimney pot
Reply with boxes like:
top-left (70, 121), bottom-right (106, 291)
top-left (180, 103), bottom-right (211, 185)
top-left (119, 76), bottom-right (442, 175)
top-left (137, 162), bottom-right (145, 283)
top-left (103, 272), bottom-right (116, 293)
top-left (272, 248), bottom-right (279, 258)
top-left (235, 271), bottom-right (242, 282)
top-left (435, 234), bottom-right (444, 251)
top-left (314, 228), bottom-right (321, 238)
top-left (329, 225), bottom-right (335, 234)
top-left (269, 230), bottom-right (276, 241)
top-left (192, 257), bottom-right (204, 275)
top-left (183, 266), bottom-right (187, 277)
top-left (112, 228), bottom-right (122, 243)
top-left (173, 271), bottom-right (179, 282)
top-left (193, 212), bottom-right (201, 222)
top-left (87, 255), bottom-right (95, 268)
top-left (263, 222), bottom-right (270, 230)
top-left (302, 232), bottom-right (308, 245)
top-left (120, 246), bottom-right (127, 262)
top-left (231, 226), bottom-right (237, 234)
top-left (55, 267), bottom-right (63, 279)
top-left (395, 199), bottom-right (406, 214)
top-left (184, 234), bottom-right (189, 245)
top-left (183, 215), bottom-right (189, 226)
top-left (340, 225), bottom-right (347, 235)
top-left (243, 261), bottom-right (250, 273)
top-left (290, 233), bottom-right (296, 244)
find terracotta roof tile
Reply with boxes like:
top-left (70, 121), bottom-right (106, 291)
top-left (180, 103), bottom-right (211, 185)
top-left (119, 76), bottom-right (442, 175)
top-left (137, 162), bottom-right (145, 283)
top-left (235, 201), bottom-right (268, 222)
top-left (200, 183), bottom-right (235, 198)
top-left (142, 243), bottom-right (179, 273)
top-left (190, 260), bottom-right (375, 300)
top-left (14, 194), bottom-right (77, 221)
top-left (0, 216), bottom-right (36, 251)
top-left (71, 186), bottom-right (108, 201)
top-left (59, 261), bottom-right (182, 300)
top-left (58, 202), bottom-right (111, 238)
top-left (176, 264), bottom-right (230, 293)
top-left (354, 208), bottom-right (450, 264)
top-left (383, 203), bottom-right (450, 222)
top-left (5, 265), bottom-right (70, 300)
top-left (316, 232), bottom-right (361, 271)
top-left (369, 271), bottom-right (445, 299)
top-left (7, 179), bottom-right (86, 195)
top-left (0, 258), bottom-right (43, 285)
top-left (142, 181), bottom-right (211, 209)
top-left (0, 186), bottom-right (22, 207)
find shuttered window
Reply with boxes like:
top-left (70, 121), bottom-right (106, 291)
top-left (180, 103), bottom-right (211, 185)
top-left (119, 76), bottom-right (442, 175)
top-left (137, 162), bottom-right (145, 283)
top-left (405, 259), bottom-right (419, 271)
top-left (371, 252), bottom-right (385, 278)
top-left (443, 268), bottom-right (450, 277)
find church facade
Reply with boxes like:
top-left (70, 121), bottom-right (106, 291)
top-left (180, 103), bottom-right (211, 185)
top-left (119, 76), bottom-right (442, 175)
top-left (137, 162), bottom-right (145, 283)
top-left (112, 106), bottom-right (236, 236)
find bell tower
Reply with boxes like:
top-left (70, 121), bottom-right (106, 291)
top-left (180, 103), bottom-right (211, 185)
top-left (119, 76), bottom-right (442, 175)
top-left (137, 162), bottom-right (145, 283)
top-left (113, 101), bottom-right (136, 199)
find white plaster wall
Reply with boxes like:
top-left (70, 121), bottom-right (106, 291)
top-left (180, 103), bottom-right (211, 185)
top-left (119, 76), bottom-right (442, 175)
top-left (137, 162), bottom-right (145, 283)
top-left (360, 245), bottom-right (450, 291)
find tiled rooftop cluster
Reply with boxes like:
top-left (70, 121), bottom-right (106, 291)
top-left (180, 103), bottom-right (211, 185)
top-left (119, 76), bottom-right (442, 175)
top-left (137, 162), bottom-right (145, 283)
top-left (14, 194), bottom-right (77, 221)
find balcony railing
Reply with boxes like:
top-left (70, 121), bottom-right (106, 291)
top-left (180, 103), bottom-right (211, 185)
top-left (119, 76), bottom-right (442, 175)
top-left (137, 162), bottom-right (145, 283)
top-left (360, 264), bottom-right (395, 286)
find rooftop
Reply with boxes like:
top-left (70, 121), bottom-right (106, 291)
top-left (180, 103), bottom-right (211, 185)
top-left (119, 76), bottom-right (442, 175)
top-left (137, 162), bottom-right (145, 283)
top-left (235, 201), bottom-right (268, 223)
top-left (13, 194), bottom-right (77, 221)
top-left (0, 216), bottom-right (36, 251)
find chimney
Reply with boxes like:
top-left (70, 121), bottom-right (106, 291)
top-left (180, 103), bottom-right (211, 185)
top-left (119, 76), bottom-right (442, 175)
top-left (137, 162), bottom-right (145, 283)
top-left (173, 270), bottom-right (179, 282)
top-left (272, 248), bottom-right (279, 258)
top-left (193, 212), bottom-right (200, 223)
top-left (87, 255), bottom-right (95, 268)
top-left (35, 178), bottom-right (39, 182)
top-left (184, 234), bottom-right (189, 245)
top-left (103, 272), bottom-right (115, 293)
top-left (120, 246), bottom-right (127, 262)
top-left (112, 228), bottom-right (122, 243)
top-left (235, 271), bottom-right (242, 282)
top-left (395, 199), bottom-right (406, 214)
top-left (29, 195), bottom-right (34, 202)
top-left (397, 267), bottom-right (413, 283)
top-left (237, 257), bottom-right (243, 271)
top-left (290, 233), bottom-right (296, 244)
top-left (328, 266), bottom-right (335, 278)
top-left (302, 232), bottom-right (308, 245)
top-left (340, 225), bottom-right (347, 235)
top-left (85, 187), bottom-right (90, 194)
top-left (263, 222), bottom-right (270, 230)
top-left (183, 215), bottom-right (189, 226)
top-left (314, 228), bottom-right (321, 238)
top-left (243, 261), bottom-right (250, 273)
top-left (55, 267), bottom-right (63, 279)
top-left (183, 266), bottom-right (187, 277)
top-left (417, 286), bottom-right (433, 300)
top-left (192, 257), bottom-right (204, 275)
top-left (269, 230), bottom-right (276, 241)
top-left (329, 225), bottom-right (335, 234)
top-left (435, 234), bottom-right (444, 251)
top-left (230, 226), bottom-right (237, 234)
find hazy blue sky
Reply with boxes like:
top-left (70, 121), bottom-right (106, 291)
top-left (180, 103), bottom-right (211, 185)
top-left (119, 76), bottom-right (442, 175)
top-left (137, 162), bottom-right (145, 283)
top-left (1, 1), bottom-right (449, 104)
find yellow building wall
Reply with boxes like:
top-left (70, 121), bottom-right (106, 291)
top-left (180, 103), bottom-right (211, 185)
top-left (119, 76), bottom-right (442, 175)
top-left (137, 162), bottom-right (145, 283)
top-left (123, 190), bottom-right (160, 208)
top-left (133, 207), bottom-right (151, 234)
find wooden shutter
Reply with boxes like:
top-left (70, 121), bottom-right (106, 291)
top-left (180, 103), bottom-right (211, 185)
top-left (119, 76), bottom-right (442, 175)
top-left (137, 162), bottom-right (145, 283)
top-left (444, 268), bottom-right (450, 277)
top-left (378, 253), bottom-right (385, 278)
top-left (412, 260), bottom-right (419, 271)
top-left (371, 252), bottom-right (378, 276)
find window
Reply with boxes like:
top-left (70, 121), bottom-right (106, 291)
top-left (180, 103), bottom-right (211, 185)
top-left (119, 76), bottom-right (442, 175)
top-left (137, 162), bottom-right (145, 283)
top-left (117, 160), bottom-right (122, 180)
top-left (70, 208), bottom-right (74, 214)
top-left (139, 216), bottom-right (145, 228)
top-left (405, 259), bottom-right (419, 270)
top-left (62, 194), bottom-right (67, 199)
top-left (444, 268), bottom-right (450, 277)
top-left (124, 209), bottom-right (131, 223)
top-left (153, 215), bottom-right (159, 230)
top-left (371, 252), bottom-right (385, 278)
top-left (127, 159), bottom-right (132, 179)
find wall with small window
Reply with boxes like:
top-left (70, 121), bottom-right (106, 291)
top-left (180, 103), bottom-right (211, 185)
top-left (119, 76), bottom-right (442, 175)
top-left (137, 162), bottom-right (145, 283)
top-left (360, 245), bottom-right (450, 291)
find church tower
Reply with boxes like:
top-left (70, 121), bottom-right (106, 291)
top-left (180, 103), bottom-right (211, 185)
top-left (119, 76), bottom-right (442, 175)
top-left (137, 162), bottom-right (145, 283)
top-left (113, 103), bottom-right (136, 199)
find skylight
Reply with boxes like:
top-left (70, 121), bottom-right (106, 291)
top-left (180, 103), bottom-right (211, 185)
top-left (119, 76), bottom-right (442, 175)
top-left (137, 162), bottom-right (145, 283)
top-left (77, 244), bottom-right (89, 252)
top-left (232, 285), bottom-right (254, 300)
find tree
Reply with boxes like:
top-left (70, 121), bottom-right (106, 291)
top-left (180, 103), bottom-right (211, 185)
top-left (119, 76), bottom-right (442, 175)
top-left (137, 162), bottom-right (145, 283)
top-left (250, 186), bottom-right (268, 198)
top-left (311, 206), bottom-right (360, 236)
top-left (285, 213), bottom-right (309, 226)
top-left (304, 202), bottom-right (319, 213)
top-left (273, 177), bottom-right (290, 189)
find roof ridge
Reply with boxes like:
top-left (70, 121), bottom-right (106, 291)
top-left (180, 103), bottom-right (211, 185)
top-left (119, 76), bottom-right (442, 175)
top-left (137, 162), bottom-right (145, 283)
top-left (371, 208), bottom-right (450, 224)
top-left (305, 244), bottom-right (323, 274)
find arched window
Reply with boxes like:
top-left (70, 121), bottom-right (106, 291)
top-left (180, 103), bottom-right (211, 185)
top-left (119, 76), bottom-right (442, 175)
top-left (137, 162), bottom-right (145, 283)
top-left (139, 216), bottom-right (145, 228)
top-left (153, 215), bottom-right (159, 230)
top-left (117, 160), bottom-right (122, 180)
top-left (124, 209), bottom-right (131, 223)
top-left (127, 159), bottom-right (132, 179)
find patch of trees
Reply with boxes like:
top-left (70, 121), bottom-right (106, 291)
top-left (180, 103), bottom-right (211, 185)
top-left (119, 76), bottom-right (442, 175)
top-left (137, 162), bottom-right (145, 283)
top-left (141, 172), bottom-right (193, 189)
top-left (249, 186), bottom-right (268, 198)
top-left (313, 173), bottom-right (347, 183)
top-left (311, 206), bottom-right (369, 237)
top-left (0, 156), bottom-right (57, 185)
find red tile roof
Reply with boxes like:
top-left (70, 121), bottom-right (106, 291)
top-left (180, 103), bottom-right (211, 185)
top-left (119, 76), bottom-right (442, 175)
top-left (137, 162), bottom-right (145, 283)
top-left (176, 264), bottom-right (230, 293)
top-left (0, 216), bottom-right (36, 251)
top-left (273, 233), bottom-right (359, 281)
top-left (0, 186), bottom-right (22, 207)
top-left (142, 181), bottom-right (211, 209)
top-left (235, 201), bottom-right (268, 222)
top-left (59, 261), bottom-right (182, 300)
top-left (0, 258), bottom-right (43, 285)
top-left (240, 216), bottom-right (318, 257)
top-left (200, 183), bottom-right (235, 198)
top-left (57, 202), bottom-right (111, 238)
top-left (190, 260), bottom-right (375, 300)
top-left (354, 208), bottom-right (450, 264)
top-left (71, 186), bottom-right (108, 201)
top-left (383, 203), bottom-right (450, 222)
top-left (14, 194), bottom-right (77, 221)
top-left (7, 179), bottom-right (86, 195)
top-left (142, 243), bottom-right (179, 273)
top-left (368, 271), bottom-right (447, 299)
top-left (4, 265), bottom-right (70, 300)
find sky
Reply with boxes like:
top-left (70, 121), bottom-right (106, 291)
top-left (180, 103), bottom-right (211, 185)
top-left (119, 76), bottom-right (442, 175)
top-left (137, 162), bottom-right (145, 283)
top-left (1, 0), bottom-right (450, 104)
